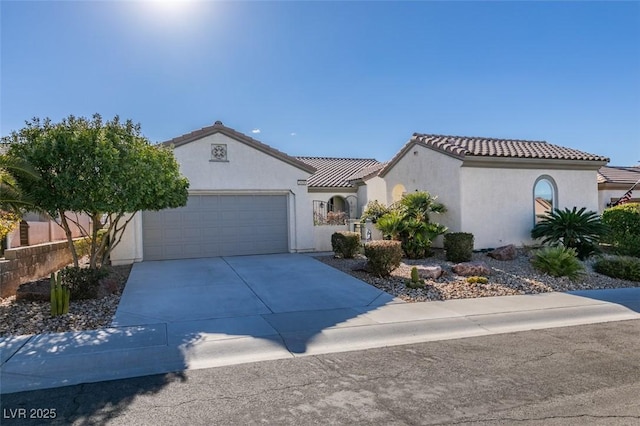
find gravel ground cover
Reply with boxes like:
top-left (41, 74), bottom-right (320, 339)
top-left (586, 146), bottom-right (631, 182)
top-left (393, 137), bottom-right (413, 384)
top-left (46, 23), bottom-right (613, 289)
top-left (317, 248), bottom-right (639, 302)
top-left (0, 264), bottom-right (131, 337)
top-left (2, 248), bottom-right (637, 337)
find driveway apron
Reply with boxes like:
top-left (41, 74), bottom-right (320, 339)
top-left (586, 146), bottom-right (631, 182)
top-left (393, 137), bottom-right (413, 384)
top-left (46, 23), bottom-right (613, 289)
top-left (112, 254), bottom-right (394, 327)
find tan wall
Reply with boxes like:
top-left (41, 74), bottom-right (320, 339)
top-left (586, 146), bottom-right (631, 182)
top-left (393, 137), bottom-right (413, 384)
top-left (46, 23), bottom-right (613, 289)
top-left (6, 214), bottom-right (91, 249)
top-left (0, 241), bottom-right (73, 298)
top-left (460, 167), bottom-right (600, 249)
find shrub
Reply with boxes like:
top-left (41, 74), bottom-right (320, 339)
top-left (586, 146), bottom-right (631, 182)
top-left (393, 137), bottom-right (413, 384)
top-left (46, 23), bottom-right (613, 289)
top-left (593, 256), bottom-right (640, 282)
top-left (364, 240), bottom-right (402, 278)
top-left (60, 266), bottom-right (108, 300)
top-left (444, 232), bottom-right (474, 263)
top-left (531, 207), bottom-right (607, 260)
top-left (531, 246), bottom-right (583, 280)
top-left (360, 200), bottom-right (391, 224)
top-left (326, 211), bottom-right (348, 225)
top-left (602, 203), bottom-right (640, 258)
top-left (331, 231), bottom-right (361, 259)
top-left (375, 191), bottom-right (447, 259)
top-left (466, 276), bottom-right (488, 284)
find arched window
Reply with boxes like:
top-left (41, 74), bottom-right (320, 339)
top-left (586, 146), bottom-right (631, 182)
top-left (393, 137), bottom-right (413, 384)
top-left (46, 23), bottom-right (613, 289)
top-left (533, 176), bottom-right (557, 224)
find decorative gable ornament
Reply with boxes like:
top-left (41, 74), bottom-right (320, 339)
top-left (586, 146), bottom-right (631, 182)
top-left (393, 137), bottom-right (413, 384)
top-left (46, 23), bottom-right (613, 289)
top-left (211, 144), bottom-right (227, 161)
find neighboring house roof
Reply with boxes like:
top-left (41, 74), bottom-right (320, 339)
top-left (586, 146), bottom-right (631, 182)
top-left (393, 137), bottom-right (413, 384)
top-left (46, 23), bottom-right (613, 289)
top-left (160, 121), bottom-right (316, 174)
top-left (380, 133), bottom-right (609, 176)
top-left (296, 157), bottom-right (381, 188)
top-left (597, 166), bottom-right (640, 185)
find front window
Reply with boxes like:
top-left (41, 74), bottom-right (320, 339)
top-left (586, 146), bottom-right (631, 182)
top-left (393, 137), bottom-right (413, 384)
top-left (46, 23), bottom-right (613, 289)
top-left (534, 176), bottom-right (556, 224)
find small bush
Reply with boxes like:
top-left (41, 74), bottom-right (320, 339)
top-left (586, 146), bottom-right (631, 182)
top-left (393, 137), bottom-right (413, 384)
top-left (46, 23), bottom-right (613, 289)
top-left (60, 267), bottom-right (108, 300)
top-left (331, 231), bottom-right (361, 259)
top-left (444, 233), bottom-right (474, 263)
top-left (326, 211), bottom-right (348, 225)
top-left (531, 246), bottom-right (583, 280)
top-left (593, 256), bottom-right (640, 282)
top-left (361, 200), bottom-right (391, 224)
top-left (466, 276), bottom-right (488, 284)
top-left (602, 203), bottom-right (640, 258)
top-left (364, 240), bottom-right (402, 278)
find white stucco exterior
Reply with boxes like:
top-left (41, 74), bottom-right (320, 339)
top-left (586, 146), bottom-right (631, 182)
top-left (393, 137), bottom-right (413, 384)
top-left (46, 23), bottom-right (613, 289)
top-left (356, 176), bottom-right (387, 217)
top-left (381, 145), bottom-right (462, 240)
top-left (459, 165), bottom-right (600, 248)
top-left (380, 142), bottom-right (603, 250)
top-left (111, 131), bottom-right (315, 264)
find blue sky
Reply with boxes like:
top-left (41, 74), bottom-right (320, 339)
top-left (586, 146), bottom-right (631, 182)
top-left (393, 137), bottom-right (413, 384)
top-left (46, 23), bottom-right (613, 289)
top-left (2, 1), bottom-right (639, 166)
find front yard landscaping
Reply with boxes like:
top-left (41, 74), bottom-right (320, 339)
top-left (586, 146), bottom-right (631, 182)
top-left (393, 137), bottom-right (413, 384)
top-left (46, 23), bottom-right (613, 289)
top-left (318, 248), bottom-right (640, 303)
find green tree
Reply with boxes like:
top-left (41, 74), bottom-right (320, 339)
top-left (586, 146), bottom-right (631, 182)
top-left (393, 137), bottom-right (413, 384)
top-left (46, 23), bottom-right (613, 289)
top-left (3, 114), bottom-right (189, 268)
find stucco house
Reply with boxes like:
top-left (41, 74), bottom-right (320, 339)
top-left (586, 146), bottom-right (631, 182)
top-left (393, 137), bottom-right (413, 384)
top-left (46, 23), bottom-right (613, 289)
top-left (112, 121), bottom-right (318, 263)
top-left (111, 122), bottom-right (610, 264)
top-left (377, 133), bottom-right (609, 249)
top-left (597, 166), bottom-right (640, 212)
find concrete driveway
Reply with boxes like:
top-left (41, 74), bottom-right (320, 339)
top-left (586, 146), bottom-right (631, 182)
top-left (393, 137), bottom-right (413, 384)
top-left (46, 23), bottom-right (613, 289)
top-left (112, 253), bottom-right (397, 326)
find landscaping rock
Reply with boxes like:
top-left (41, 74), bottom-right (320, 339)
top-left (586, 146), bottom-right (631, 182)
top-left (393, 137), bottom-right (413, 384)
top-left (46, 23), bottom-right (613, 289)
top-left (15, 279), bottom-right (50, 302)
top-left (452, 262), bottom-right (491, 277)
top-left (487, 244), bottom-right (517, 261)
top-left (416, 265), bottom-right (443, 280)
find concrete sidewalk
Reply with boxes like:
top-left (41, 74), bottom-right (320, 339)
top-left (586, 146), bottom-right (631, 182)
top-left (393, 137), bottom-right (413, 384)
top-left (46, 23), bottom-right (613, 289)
top-left (2, 287), bottom-right (640, 394)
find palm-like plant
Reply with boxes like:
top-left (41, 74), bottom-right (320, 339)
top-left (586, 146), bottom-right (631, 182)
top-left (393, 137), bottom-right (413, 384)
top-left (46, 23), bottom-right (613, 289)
top-left (531, 207), bottom-right (607, 260)
top-left (0, 154), bottom-right (40, 213)
top-left (375, 191), bottom-right (447, 259)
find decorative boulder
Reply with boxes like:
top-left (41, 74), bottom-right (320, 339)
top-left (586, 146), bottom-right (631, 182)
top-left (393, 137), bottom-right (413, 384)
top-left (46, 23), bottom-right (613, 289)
top-left (487, 244), bottom-right (517, 261)
top-left (16, 279), bottom-right (50, 301)
top-left (452, 261), bottom-right (491, 277)
top-left (416, 265), bottom-right (443, 280)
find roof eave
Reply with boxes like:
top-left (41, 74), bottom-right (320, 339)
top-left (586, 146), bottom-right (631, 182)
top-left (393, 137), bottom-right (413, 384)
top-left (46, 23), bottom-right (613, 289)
top-left (461, 156), bottom-right (609, 170)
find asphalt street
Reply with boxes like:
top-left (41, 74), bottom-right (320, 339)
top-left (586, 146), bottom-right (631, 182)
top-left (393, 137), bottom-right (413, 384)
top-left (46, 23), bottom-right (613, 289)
top-left (2, 319), bottom-right (640, 425)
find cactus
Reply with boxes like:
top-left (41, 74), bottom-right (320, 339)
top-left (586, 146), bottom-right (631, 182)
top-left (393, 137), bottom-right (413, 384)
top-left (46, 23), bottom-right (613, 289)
top-left (406, 266), bottom-right (426, 289)
top-left (410, 267), bottom-right (420, 283)
top-left (50, 272), bottom-right (70, 316)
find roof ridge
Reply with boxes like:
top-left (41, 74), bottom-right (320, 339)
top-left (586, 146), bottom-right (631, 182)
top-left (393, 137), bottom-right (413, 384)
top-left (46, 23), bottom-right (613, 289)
top-left (295, 156), bottom-right (379, 161)
top-left (415, 133), bottom-right (548, 144)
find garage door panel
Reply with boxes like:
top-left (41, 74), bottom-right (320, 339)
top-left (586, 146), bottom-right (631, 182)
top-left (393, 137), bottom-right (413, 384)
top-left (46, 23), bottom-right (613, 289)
top-left (142, 194), bottom-right (288, 260)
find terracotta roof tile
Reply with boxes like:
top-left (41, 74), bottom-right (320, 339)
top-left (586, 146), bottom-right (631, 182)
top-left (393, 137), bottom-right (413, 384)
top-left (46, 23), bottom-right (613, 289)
top-left (598, 166), bottom-right (640, 184)
top-left (296, 157), bottom-right (382, 188)
top-left (413, 133), bottom-right (610, 161)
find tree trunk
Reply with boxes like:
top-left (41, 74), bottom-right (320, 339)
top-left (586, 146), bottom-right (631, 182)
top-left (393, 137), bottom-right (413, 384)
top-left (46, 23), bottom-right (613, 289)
top-left (59, 210), bottom-right (79, 267)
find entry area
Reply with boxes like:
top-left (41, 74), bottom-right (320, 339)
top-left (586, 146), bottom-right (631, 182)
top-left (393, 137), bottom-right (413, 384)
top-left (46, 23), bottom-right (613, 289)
top-left (142, 194), bottom-right (289, 261)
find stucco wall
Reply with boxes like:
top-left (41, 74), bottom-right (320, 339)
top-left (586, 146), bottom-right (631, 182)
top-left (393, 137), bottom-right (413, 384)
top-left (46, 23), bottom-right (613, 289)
top-left (598, 187), bottom-right (639, 213)
top-left (313, 224), bottom-right (351, 252)
top-left (357, 176), bottom-right (387, 218)
top-left (460, 166), bottom-right (600, 249)
top-left (381, 145), bottom-right (462, 238)
top-left (111, 133), bottom-right (315, 264)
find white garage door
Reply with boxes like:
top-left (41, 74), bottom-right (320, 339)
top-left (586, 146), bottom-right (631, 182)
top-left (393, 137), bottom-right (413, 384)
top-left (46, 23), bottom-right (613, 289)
top-left (142, 194), bottom-right (288, 260)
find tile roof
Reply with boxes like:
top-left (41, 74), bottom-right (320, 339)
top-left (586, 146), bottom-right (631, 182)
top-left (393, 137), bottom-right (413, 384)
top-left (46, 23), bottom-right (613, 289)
top-left (160, 121), bottom-right (316, 174)
top-left (597, 166), bottom-right (640, 184)
top-left (412, 133), bottom-right (610, 162)
top-left (296, 157), bottom-right (382, 188)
